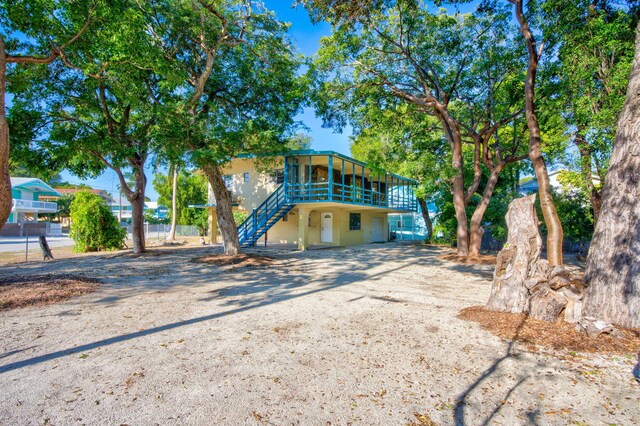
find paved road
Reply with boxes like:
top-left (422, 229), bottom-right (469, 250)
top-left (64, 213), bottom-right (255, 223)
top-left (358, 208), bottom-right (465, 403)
top-left (0, 236), bottom-right (74, 253)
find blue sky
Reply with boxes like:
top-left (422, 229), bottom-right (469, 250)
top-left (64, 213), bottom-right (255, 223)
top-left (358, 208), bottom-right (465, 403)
top-left (60, 1), bottom-right (350, 200)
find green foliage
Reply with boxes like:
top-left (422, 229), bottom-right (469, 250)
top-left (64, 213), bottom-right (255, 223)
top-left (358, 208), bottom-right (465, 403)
top-left (144, 210), bottom-right (169, 225)
top-left (233, 211), bottom-right (248, 225)
top-left (534, 188), bottom-right (595, 243)
top-left (153, 170), bottom-right (208, 232)
top-left (553, 191), bottom-right (594, 243)
top-left (55, 194), bottom-right (74, 219)
top-left (144, 0), bottom-right (307, 172)
top-left (70, 192), bottom-right (126, 252)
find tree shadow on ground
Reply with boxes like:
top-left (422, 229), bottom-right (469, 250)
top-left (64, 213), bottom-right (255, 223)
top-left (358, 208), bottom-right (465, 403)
top-left (0, 243), bottom-right (427, 374)
top-left (453, 313), bottom-right (546, 426)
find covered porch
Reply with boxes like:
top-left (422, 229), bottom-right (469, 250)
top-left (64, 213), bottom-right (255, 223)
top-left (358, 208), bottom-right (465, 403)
top-left (284, 151), bottom-right (417, 212)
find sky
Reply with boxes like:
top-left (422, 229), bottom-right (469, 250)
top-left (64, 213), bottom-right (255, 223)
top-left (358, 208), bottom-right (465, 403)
top-left (59, 1), bottom-right (351, 201)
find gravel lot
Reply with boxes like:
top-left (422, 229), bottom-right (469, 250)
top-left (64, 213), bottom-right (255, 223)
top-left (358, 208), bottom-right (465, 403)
top-left (0, 243), bottom-right (637, 425)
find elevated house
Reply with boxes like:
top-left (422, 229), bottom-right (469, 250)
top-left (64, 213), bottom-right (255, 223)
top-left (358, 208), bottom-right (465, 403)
top-left (203, 150), bottom-right (418, 250)
top-left (7, 178), bottom-right (59, 224)
top-left (1, 178), bottom-right (60, 236)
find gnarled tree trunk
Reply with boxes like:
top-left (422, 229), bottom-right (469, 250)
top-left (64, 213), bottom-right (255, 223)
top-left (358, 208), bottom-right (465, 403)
top-left (204, 164), bottom-right (240, 256)
top-left (166, 163), bottom-right (178, 241)
top-left (486, 194), bottom-right (542, 312)
top-left (582, 21), bottom-right (640, 329)
top-left (488, 194), bottom-right (587, 322)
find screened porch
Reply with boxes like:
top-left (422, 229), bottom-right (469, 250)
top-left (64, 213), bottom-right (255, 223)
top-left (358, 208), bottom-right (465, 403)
top-left (283, 151), bottom-right (417, 211)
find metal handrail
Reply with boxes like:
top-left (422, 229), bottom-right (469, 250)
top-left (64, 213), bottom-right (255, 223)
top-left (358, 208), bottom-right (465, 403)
top-left (237, 184), bottom-right (289, 244)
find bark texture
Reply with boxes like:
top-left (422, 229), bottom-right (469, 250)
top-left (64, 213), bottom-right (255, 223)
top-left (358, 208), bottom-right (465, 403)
top-left (469, 166), bottom-right (503, 256)
top-left (417, 196), bottom-right (433, 242)
top-left (486, 194), bottom-right (541, 313)
top-left (0, 38), bottom-right (10, 229)
top-left (128, 169), bottom-right (147, 255)
top-left (487, 195), bottom-right (588, 322)
top-left (511, 0), bottom-right (564, 266)
top-left (166, 164), bottom-right (178, 241)
top-left (204, 164), bottom-right (241, 256)
top-left (113, 163), bottom-right (147, 254)
top-left (582, 22), bottom-right (640, 329)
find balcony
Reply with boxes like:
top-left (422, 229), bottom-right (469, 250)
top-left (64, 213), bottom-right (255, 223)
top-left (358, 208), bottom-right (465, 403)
top-left (284, 151), bottom-right (417, 212)
top-left (12, 199), bottom-right (58, 213)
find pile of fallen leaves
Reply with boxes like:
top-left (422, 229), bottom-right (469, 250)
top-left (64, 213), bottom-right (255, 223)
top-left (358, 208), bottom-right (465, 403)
top-left (191, 253), bottom-right (274, 268)
top-left (439, 253), bottom-right (496, 265)
top-left (458, 306), bottom-right (640, 354)
top-left (0, 274), bottom-right (99, 310)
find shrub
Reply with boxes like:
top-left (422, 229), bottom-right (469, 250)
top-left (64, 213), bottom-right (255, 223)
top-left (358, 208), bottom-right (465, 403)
top-left (70, 191), bottom-right (127, 252)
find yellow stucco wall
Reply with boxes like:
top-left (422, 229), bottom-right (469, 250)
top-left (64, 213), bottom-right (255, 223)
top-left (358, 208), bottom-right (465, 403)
top-left (208, 157), bottom-right (284, 211)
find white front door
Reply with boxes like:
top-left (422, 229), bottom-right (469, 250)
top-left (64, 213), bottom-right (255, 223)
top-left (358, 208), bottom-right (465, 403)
top-left (321, 212), bottom-right (333, 243)
top-left (372, 217), bottom-right (383, 242)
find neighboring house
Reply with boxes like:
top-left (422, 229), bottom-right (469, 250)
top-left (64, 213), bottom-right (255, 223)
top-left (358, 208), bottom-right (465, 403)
top-left (107, 198), bottom-right (167, 221)
top-left (519, 170), bottom-right (601, 195)
top-left (7, 177), bottom-right (60, 224)
top-left (1, 177), bottom-right (60, 237)
top-left (203, 150), bottom-right (418, 250)
top-left (145, 201), bottom-right (169, 220)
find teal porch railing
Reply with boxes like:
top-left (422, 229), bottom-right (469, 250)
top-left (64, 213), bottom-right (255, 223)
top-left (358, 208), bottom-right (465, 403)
top-left (287, 182), bottom-right (416, 211)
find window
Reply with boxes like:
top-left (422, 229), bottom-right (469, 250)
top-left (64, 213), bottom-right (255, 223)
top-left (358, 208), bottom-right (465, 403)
top-left (349, 213), bottom-right (361, 231)
top-left (270, 169), bottom-right (285, 184)
top-left (243, 172), bottom-right (250, 183)
top-left (222, 175), bottom-right (233, 190)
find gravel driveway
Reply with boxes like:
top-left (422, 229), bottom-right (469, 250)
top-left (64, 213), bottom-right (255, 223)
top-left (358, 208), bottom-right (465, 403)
top-left (0, 243), bottom-right (637, 425)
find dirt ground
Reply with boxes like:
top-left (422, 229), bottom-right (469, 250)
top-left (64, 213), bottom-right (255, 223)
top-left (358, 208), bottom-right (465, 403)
top-left (0, 242), bottom-right (638, 425)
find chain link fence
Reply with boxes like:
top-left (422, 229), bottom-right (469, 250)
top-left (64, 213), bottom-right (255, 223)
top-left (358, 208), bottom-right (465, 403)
top-left (123, 224), bottom-right (203, 239)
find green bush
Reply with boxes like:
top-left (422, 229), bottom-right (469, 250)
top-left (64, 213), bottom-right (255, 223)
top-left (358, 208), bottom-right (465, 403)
top-left (70, 191), bottom-right (127, 252)
top-left (233, 211), bottom-right (248, 225)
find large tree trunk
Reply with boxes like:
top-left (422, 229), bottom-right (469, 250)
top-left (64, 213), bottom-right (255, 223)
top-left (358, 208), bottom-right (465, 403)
top-left (582, 21), bottom-right (640, 329)
top-left (486, 194), bottom-right (542, 312)
top-left (512, 0), bottom-right (564, 266)
top-left (128, 169), bottom-right (147, 255)
top-left (417, 196), bottom-right (433, 242)
top-left (439, 111), bottom-right (470, 256)
top-left (573, 132), bottom-right (602, 222)
top-left (166, 163), bottom-right (178, 241)
top-left (0, 39), bottom-right (12, 229)
top-left (469, 165), bottom-right (504, 257)
top-left (204, 164), bottom-right (241, 256)
top-left (130, 194), bottom-right (146, 254)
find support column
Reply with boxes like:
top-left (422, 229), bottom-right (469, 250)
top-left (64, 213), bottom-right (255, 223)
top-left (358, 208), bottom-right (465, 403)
top-left (297, 207), bottom-right (310, 250)
top-left (208, 207), bottom-right (218, 244)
